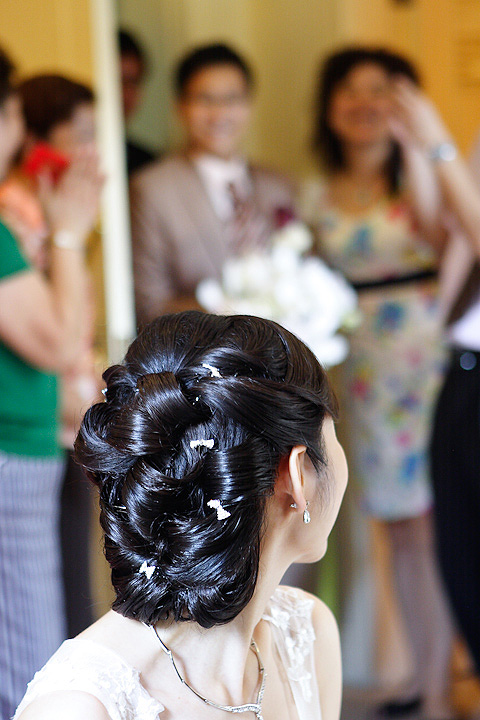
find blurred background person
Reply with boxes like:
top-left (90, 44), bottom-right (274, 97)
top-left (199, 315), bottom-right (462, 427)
top-left (1, 74), bottom-right (101, 638)
top-left (390, 77), bottom-right (480, 717)
top-left (0, 49), bottom-right (102, 719)
top-left (302, 47), bottom-right (454, 720)
top-left (119, 29), bottom-right (158, 176)
top-left (9, 74), bottom-right (103, 638)
top-left (130, 42), bottom-right (296, 325)
top-left (0, 76), bottom-right (95, 270)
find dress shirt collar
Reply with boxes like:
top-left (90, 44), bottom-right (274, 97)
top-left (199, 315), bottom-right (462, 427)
top-left (193, 153), bottom-right (251, 221)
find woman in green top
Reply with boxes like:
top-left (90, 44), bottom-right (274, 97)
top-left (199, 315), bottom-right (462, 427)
top-left (0, 48), bottom-right (102, 719)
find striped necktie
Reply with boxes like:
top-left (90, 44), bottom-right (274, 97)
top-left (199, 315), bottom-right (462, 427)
top-left (227, 181), bottom-right (269, 252)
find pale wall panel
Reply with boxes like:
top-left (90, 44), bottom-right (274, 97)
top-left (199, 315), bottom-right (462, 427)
top-left (0, 0), bottom-right (93, 82)
top-left (248, 0), bottom-right (340, 178)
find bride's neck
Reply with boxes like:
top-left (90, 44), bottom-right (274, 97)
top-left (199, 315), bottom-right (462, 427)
top-left (154, 535), bottom-right (289, 702)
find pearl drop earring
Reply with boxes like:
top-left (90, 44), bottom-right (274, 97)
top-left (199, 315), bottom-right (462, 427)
top-left (303, 501), bottom-right (311, 524)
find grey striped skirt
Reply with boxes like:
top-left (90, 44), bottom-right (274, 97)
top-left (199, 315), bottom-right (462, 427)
top-left (0, 451), bottom-right (66, 720)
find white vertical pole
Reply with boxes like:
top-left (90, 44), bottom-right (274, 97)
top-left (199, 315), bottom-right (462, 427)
top-left (89, 0), bottom-right (136, 363)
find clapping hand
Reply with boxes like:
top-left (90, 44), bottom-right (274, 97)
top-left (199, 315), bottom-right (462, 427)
top-left (39, 145), bottom-right (104, 244)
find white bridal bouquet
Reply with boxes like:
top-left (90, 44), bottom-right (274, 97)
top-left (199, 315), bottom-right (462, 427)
top-left (197, 222), bottom-right (359, 367)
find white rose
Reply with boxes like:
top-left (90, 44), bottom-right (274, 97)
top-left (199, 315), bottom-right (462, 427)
top-left (272, 274), bottom-right (303, 312)
top-left (223, 258), bottom-right (246, 297)
top-left (273, 221), bottom-right (312, 254)
top-left (311, 334), bottom-right (349, 367)
top-left (196, 279), bottom-right (226, 312)
top-left (301, 258), bottom-right (357, 321)
top-left (271, 244), bottom-right (300, 275)
top-left (232, 297), bottom-right (277, 319)
top-left (241, 253), bottom-right (272, 295)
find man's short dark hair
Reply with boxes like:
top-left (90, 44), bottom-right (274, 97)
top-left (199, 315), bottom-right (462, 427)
top-left (119, 30), bottom-right (146, 70)
top-left (0, 47), bottom-right (15, 109)
top-left (18, 75), bottom-right (94, 140)
top-left (175, 43), bottom-right (254, 97)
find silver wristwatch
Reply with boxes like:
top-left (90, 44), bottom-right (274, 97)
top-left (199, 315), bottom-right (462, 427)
top-left (428, 142), bottom-right (457, 163)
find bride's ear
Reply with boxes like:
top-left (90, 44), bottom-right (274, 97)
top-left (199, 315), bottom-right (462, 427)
top-left (276, 445), bottom-right (308, 513)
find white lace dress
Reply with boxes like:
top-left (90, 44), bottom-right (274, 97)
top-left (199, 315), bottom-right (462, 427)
top-left (14, 587), bottom-right (321, 720)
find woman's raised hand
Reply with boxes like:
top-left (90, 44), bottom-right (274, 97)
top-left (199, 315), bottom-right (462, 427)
top-left (389, 77), bottom-right (453, 152)
top-left (39, 145), bottom-right (104, 244)
top-left (390, 76), bottom-right (480, 259)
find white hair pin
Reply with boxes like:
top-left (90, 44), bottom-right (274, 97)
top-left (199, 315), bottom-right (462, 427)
top-left (190, 438), bottom-right (215, 450)
top-left (202, 362), bottom-right (222, 378)
top-left (207, 499), bottom-right (231, 520)
top-left (139, 561), bottom-right (156, 580)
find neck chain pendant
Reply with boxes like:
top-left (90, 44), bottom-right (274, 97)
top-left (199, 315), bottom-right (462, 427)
top-left (151, 627), bottom-right (267, 718)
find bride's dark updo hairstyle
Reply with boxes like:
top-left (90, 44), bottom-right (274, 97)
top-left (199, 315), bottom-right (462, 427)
top-left (75, 312), bottom-right (337, 628)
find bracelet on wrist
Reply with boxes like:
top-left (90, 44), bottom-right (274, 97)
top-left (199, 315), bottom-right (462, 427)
top-left (51, 230), bottom-right (83, 251)
top-left (428, 141), bottom-right (457, 163)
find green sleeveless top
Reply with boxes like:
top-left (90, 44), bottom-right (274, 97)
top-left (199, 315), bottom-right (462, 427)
top-left (0, 221), bottom-right (59, 457)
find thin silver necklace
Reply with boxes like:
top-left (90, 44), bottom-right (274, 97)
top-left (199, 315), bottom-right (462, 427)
top-left (151, 625), bottom-right (267, 719)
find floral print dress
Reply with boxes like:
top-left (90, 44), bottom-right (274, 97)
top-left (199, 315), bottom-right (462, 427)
top-left (303, 181), bottom-right (445, 520)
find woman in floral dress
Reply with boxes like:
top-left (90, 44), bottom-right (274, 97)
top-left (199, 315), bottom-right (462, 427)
top-left (304, 47), bottom-right (454, 720)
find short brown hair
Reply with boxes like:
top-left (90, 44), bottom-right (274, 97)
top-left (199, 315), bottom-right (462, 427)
top-left (18, 74), bottom-right (94, 139)
top-left (0, 47), bottom-right (15, 108)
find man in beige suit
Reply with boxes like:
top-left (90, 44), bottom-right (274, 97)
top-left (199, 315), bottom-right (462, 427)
top-left (131, 43), bottom-right (295, 326)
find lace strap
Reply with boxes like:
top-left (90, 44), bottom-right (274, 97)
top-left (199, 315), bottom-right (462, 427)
top-left (263, 587), bottom-right (322, 719)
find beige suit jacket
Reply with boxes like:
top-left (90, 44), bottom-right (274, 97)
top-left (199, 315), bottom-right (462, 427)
top-left (130, 154), bottom-right (295, 325)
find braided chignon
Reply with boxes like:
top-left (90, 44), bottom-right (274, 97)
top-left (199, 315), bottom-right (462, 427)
top-left (75, 311), bottom-right (336, 628)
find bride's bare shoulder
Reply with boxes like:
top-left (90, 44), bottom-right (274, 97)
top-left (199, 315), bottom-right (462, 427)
top-left (78, 608), bottom-right (126, 642)
top-left (79, 608), bottom-right (158, 672)
top-left (16, 691), bottom-right (110, 720)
